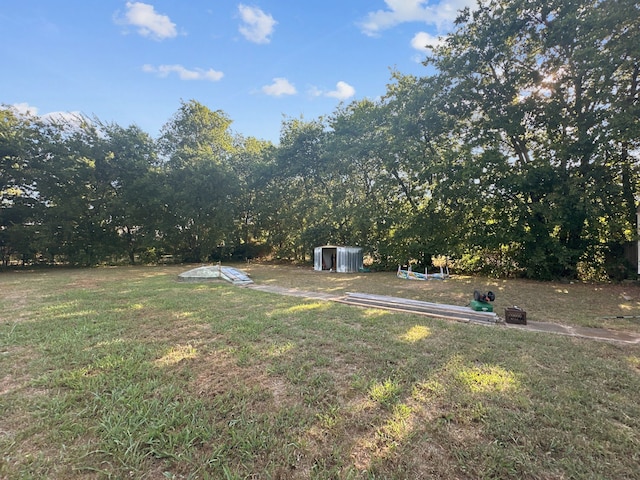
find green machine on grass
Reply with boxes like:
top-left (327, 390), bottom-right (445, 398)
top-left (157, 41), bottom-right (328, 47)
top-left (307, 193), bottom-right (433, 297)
top-left (471, 290), bottom-right (495, 312)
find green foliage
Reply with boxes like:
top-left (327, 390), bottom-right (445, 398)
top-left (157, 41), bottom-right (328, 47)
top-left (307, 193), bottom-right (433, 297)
top-left (157, 100), bottom-right (240, 262)
top-left (0, 0), bottom-right (638, 278)
top-left (421, 0), bottom-right (640, 279)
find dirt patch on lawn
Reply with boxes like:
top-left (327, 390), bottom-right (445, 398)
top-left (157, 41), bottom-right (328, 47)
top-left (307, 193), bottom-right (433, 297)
top-left (187, 348), bottom-right (293, 408)
top-left (0, 345), bottom-right (40, 395)
top-left (1, 289), bottom-right (39, 323)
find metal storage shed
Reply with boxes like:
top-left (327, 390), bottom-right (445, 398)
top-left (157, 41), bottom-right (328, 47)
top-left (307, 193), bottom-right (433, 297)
top-left (314, 246), bottom-right (363, 273)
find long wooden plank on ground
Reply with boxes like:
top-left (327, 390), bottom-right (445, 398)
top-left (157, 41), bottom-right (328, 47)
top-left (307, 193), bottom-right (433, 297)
top-left (339, 297), bottom-right (496, 323)
top-left (339, 292), bottom-right (498, 323)
top-left (346, 292), bottom-right (487, 314)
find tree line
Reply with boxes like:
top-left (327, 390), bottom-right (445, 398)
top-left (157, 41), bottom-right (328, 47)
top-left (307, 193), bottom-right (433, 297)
top-left (1, 0), bottom-right (638, 280)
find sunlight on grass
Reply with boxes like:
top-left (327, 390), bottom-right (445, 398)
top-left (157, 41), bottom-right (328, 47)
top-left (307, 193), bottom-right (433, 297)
top-left (44, 301), bottom-right (97, 319)
top-left (618, 304), bottom-right (636, 311)
top-left (412, 379), bottom-right (445, 402)
top-left (400, 325), bottom-right (431, 343)
top-left (457, 364), bottom-right (519, 393)
top-left (94, 338), bottom-right (125, 348)
top-left (61, 354), bottom-right (127, 388)
top-left (369, 378), bottom-right (402, 406)
top-left (324, 275), bottom-right (365, 283)
top-left (362, 308), bottom-right (391, 318)
top-left (626, 356), bottom-right (640, 372)
top-left (93, 354), bottom-right (127, 371)
top-left (44, 301), bottom-right (78, 312)
top-left (141, 270), bottom-right (170, 278)
top-left (380, 403), bottom-right (413, 442)
top-left (61, 366), bottom-right (93, 388)
top-left (155, 344), bottom-right (198, 366)
top-left (321, 275), bottom-right (367, 292)
top-left (266, 342), bottom-right (295, 357)
top-left (351, 401), bottom-right (416, 472)
top-left (283, 302), bottom-right (327, 313)
top-left (436, 355), bottom-right (520, 394)
top-left (54, 309), bottom-right (97, 319)
top-left (370, 403), bottom-right (416, 463)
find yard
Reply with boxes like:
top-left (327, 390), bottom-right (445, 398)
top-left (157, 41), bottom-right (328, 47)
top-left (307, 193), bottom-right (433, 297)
top-left (1, 263), bottom-right (640, 479)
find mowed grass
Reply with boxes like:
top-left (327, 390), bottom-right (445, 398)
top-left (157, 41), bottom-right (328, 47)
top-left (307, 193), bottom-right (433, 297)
top-left (1, 264), bottom-right (639, 479)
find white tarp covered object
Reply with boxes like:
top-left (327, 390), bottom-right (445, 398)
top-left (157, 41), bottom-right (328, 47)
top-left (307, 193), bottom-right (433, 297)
top-left (178, 265), bottom-right (253, 285)
top-left (314, 246), bottom-right (363, 273)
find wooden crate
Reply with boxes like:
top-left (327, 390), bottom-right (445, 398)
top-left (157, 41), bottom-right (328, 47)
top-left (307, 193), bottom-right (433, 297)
top-left (505, 307), bottom-right (527, 325)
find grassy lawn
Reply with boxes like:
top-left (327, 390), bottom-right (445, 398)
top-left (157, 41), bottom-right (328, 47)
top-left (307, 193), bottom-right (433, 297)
top-left (1, 264), bottom-right (640, 479)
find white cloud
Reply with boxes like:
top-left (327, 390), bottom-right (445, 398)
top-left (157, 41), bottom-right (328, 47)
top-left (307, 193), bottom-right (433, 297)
top-left (238, 4), bottom-right (276, 44)
top-left (359, 0), bottom-right (477, 36)
top-left (308, 86), bottom-right (323, 97)
top-left (411, 31), bottom-right (444, 52)
top-left (117, 2), bottom-right (177, 40)
top-left (308, 82), bottom-right (356, 100)
top-left (143, 64), bottom-right (224, 81)
top-left (11, 102), bottom-right (38, 116)
top-left (262, 78), bottom-right (296, 97)
top-left (325, 81), bottom-right (356, 100)
top-left (10, 103), bottom-right (83, 125)
top-left (41, 111), bottom-right (86, 126)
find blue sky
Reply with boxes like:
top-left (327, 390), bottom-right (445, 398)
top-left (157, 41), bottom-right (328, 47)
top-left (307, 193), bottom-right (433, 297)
top-left (1, 1), bottom-right (475, 143)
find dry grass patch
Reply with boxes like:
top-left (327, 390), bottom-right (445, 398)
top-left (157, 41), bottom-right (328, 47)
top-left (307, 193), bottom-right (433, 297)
top-left (0, 345), bottom-right (38, 395)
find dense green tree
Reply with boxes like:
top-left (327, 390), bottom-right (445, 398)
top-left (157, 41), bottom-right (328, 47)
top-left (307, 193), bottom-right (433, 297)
top-left (264, 117), bottom-right (329, 260)
top-left (0, 108), bottom-right (41, 265)
top-left (34, 117), bottom-right (115, 265)
top-left (1, 111), bottom-right (164, 266)
top-left (229, 135), bottom-right (275, 259)
top-left (97, 123), bottom-right (162, 264)
top-left (425, 0), bottom-right (639, 278)
top-left (377, 73), bottom-right (467, 268)
top-left (326, 101), bottom-right (386, 250)
top-left (157, 100), bottom-right (239, 262)
top-left (326, 98), bottom-right (414, 267)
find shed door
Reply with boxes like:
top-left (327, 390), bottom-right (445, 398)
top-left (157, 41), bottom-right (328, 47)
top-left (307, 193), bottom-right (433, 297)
top-left (322, 248), bottom-right (337, 270)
